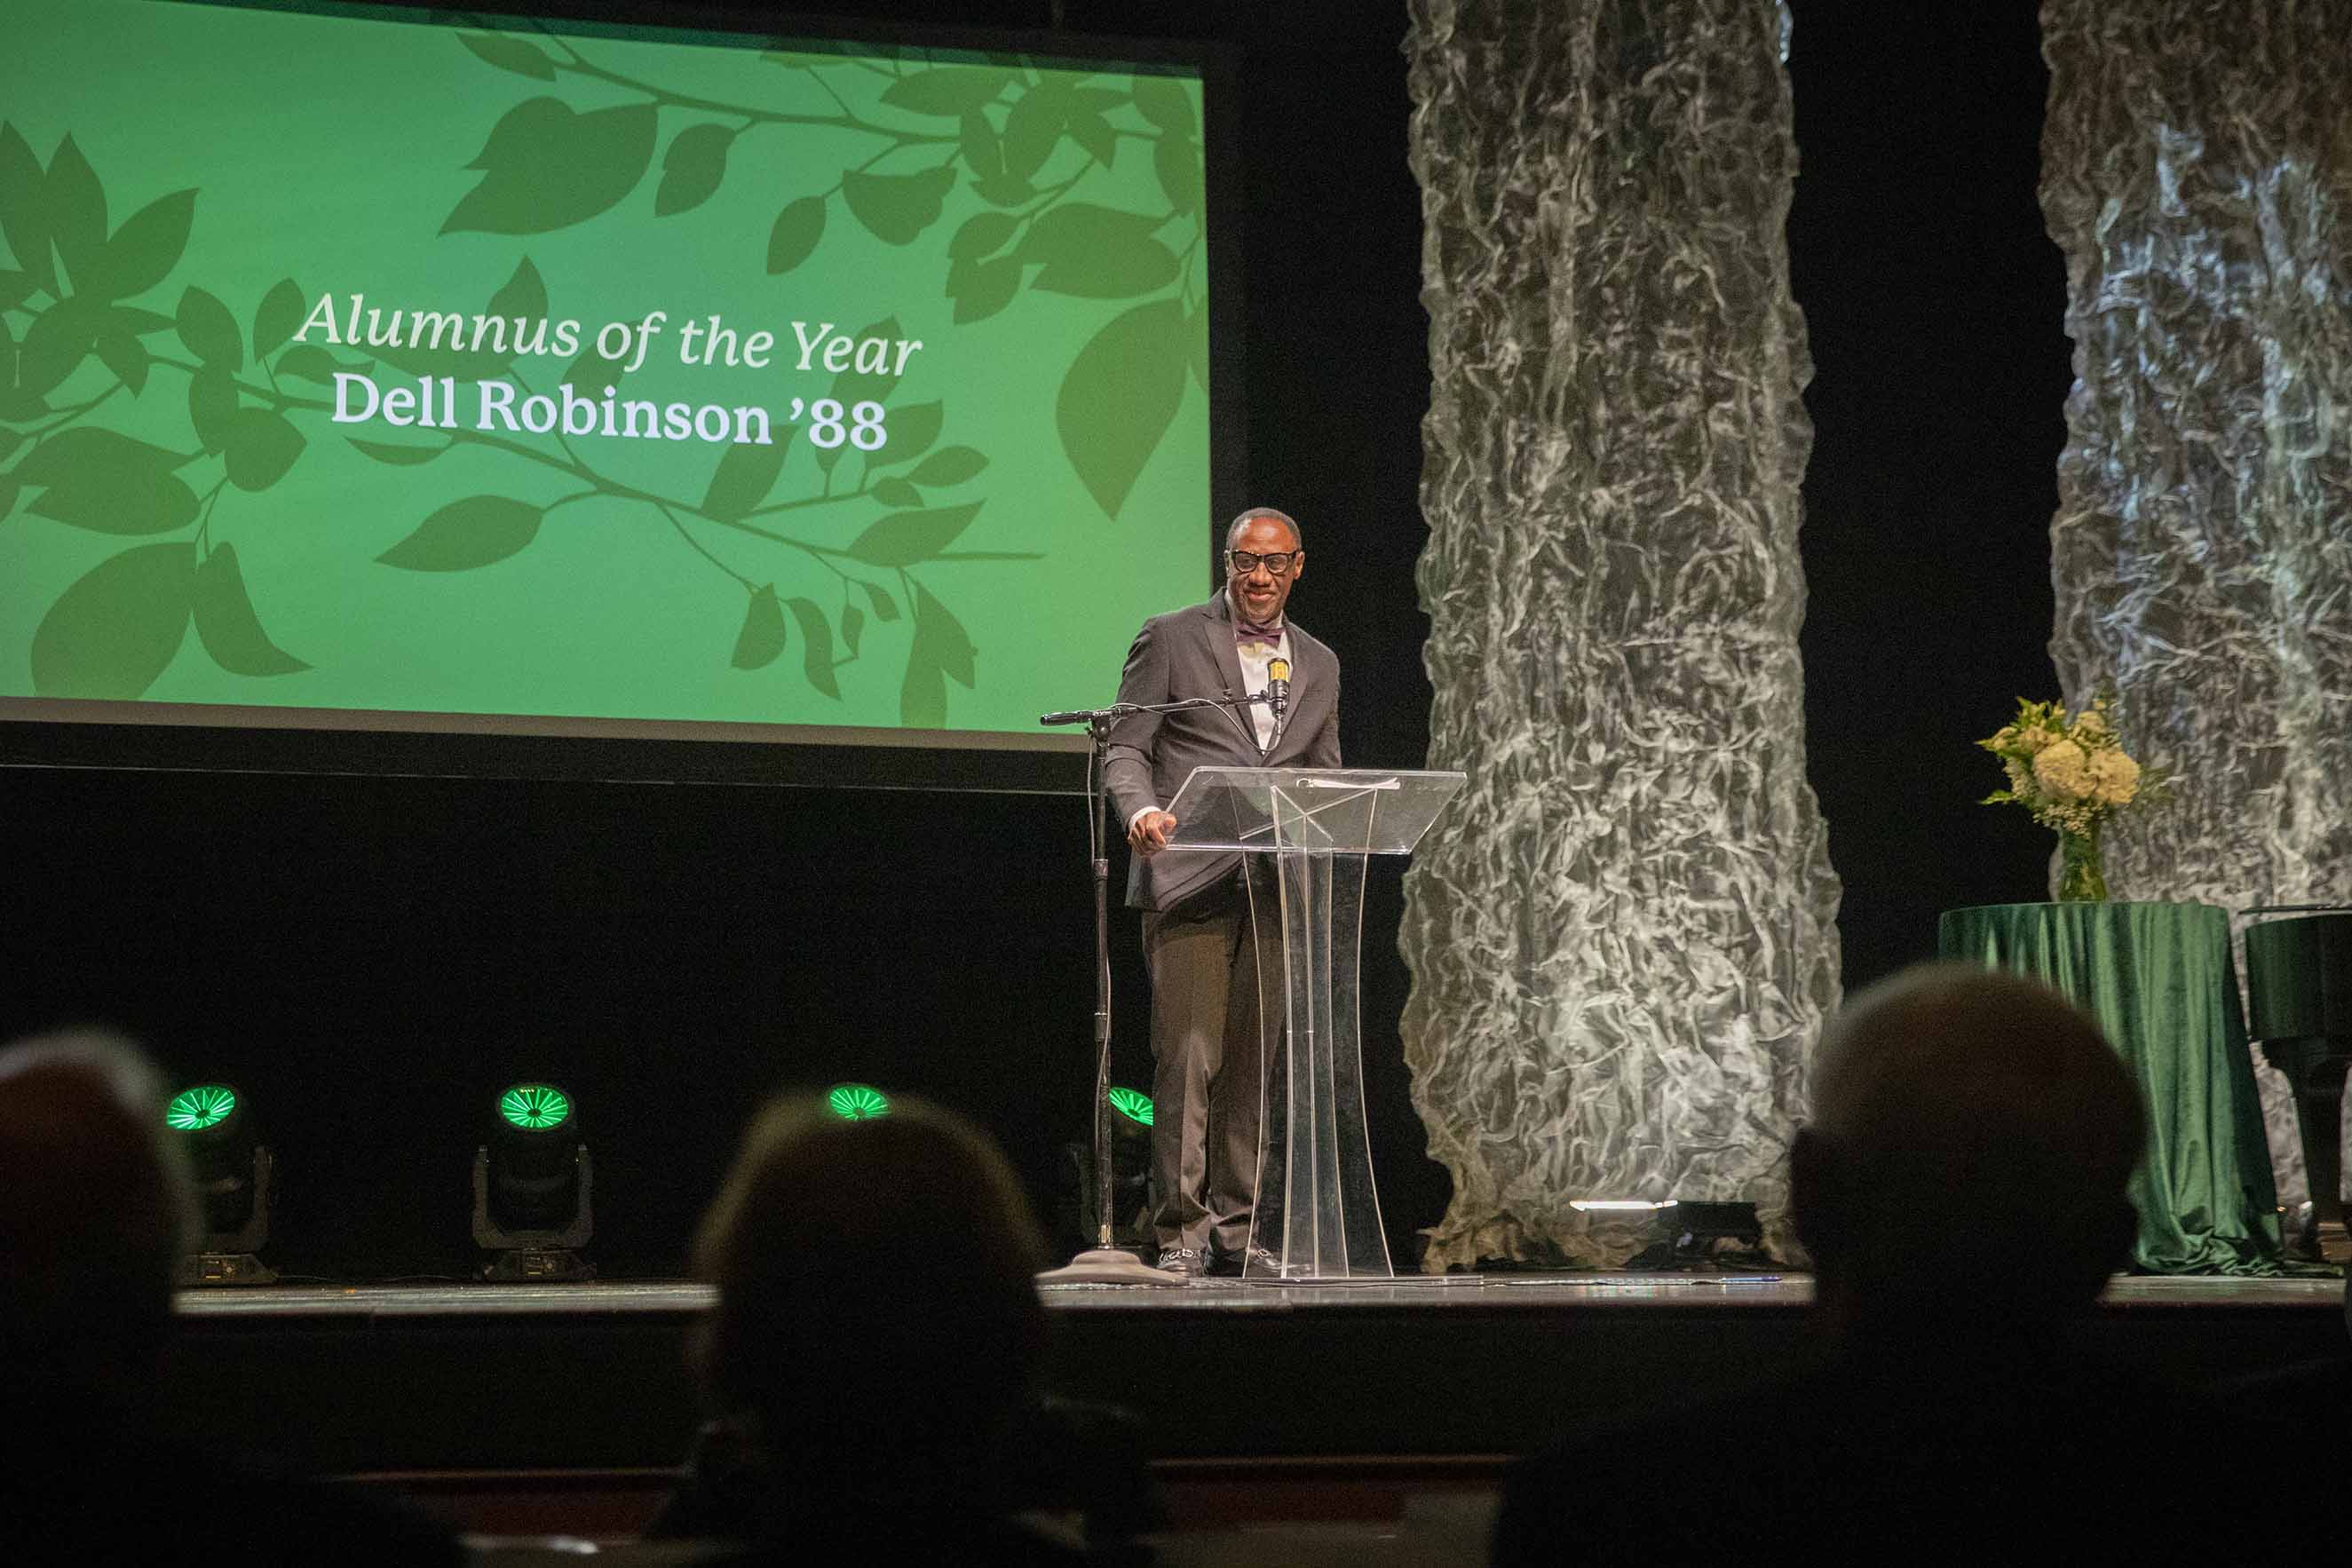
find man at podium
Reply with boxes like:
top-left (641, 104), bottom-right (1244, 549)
top-left (1103, 507), bottom-right (1341, 1277)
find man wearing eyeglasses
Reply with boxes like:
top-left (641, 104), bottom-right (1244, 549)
top-left (1103, 507), bottom-right (1341, 1279)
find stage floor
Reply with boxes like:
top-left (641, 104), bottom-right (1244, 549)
top-left (176, 1268), bottom-right (2347, 1318)
top-left (170, 1270), bottom-right (2348, 1476)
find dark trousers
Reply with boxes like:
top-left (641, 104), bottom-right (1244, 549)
top-left (1143, 870), bottom-right (1283, 1257)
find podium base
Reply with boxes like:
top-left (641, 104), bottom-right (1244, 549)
top-left (1037, 1247), bottom-right (1185, 1287)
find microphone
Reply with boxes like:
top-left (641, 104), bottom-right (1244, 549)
top-left (1264, 657), bottom-right (1290, 728)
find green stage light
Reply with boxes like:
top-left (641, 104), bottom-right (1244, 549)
top-left (165, 1084), bottom-right (238, 1132)
top-left (828, 1082), bottom-right (890, 1121)
top-left (499, 1083), bottom-right (573, 1131)
top-left (1108, 1087), bottom-right (1154, 1128)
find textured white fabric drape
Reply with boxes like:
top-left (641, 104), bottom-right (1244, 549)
top-left (2040, 0), bottom-right (2352, 1208)
top-left (1401, 0), bottom-right (1840, 1269)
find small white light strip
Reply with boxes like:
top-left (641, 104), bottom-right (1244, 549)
top-left (1568, 1199), bottom-right (1680, 1212)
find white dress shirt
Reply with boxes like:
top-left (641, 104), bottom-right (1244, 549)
top-left (1129, 623), bottom-right (1291, 832)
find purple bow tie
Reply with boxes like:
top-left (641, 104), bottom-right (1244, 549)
top-left (1235, 618), bottom-right (1283, 643)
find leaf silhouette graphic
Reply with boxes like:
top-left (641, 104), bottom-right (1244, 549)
top-left (948, 211), bottom-right (1018, 262)
top-left (31, 540), bottom-right (194, 699)
top-left (786, 598), bottom-right (839, 698)
top-left (1022, 204), bottom-right (1175, 298)
top-left (443, 99), bottom-right (657, 236)
top-left (870, 477), bottom-right (921, 509)
top-left (899, 653), bottom-right (945, 727)
top-left (192, 542), bottom-right (307, 676)
top-left (487, 255), bottom-right (547, 323)
top-left (861, 581), bottom-right (901, 623)
top-left (765, 196), bottom-right (825, 274)
top-left (823, 315), bottom-right (911, 414)
top-left (899, 580), bottom-right (976, 729)
top-left (1132, 75), bottom-right (1197, 138)
top-left (19, 428), bottom-right (197, 535)
top-left (222, 409), bottom-right (305, 493)
top-left (277, 344), bottom-right (368, 384)
top-left (348, 436), bottom-right (450, 467)
top-left (459, 31), bottom-right (558, 82)
top-left (840, 602), bottom-right (865, 656)
top-left (910, 446), bottom-right (986, 487)
top-left (18, 298), bottom-right (99, 398)
top-left (175, 285), bottom-right (242, 370)
top-left (93, 325), bottom-right (147, 392)
top-left (842, 165), bottom-right (955, 247)
top-left (862, 400), bottom-right (940, 470)
top-left (44, 135), bottom-right (106, 294)
top-left (83, 188), bottom-right (194, 302)
top-left (656, 123), bottom-right (734, 217)
top-left (1187, 301), bottom-right (1208, 392)
top-left (1057, 299), bottom-right (1185, 520)
top-left (1153, 134), bottom-right (1202, 217)
top-left (731, 584), bottom-right (787, 669)
top-left (701, 427), bottom-right (792, 521)
top-left (1002, 82), bottom-right (1069, 182)
top-left (1065, 110), bottom-right (1117, 169)
top-left (0, 123), bottom-right (55, 295)
top-left (0, 269), bottom-right (31, 311)
top-left (252, 277), bottom-right (306, 362)
top-left (846, 502), bottom-right (982, 566)
top-left (559, 343), bottom-right (628, 397)
top-left (948, 257), bottom-right (1019, 324)
top-left (377, 495), bottom-right (544, 572)
top-left (186, 371), bottom-right (237, 455)
top-left (881, 67), bottom-right (1012, 117)
top-left (187, 367), bottom-right (237, 454)
top-left (914, 585), bottom-right (976, 687)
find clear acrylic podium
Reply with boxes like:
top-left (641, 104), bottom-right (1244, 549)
top-left (1162, 766), bottom-right (1466, 1279)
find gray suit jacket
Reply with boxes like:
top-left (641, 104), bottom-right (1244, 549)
top-left (1103, 593), bottom-right (1342, 911)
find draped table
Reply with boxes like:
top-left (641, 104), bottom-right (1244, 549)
top-left (1936, 901), bottom-right (2285, 1274)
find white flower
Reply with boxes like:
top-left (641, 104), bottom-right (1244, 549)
top-left (2087, 748), bottom-right (2140, 807)
top-left (2033, 740), bottom-right (2093, 801)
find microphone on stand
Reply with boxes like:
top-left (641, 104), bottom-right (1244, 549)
top-left (1265, 658), bottom-right (1291, 729)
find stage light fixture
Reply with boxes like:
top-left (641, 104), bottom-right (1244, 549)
top-left (827, 1082), bottom-right (891, 1121)
top-left (473, 1080), bottom-right (593, 1282)
top-left (1619, 1200), bottom-right (1769, 1271)
top-left (165, 1081), bottom-right (276, 1286)
top-left (1570, 1199), bottom-right (1677, 1213)
top-left (1107, 1086), bottom-right (1154, 1128)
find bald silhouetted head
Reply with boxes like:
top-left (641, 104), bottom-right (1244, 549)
top-left (1794, 964), bottom-right (2144, 1331)
top-left (0, 1032), bottom-right (195, 1408)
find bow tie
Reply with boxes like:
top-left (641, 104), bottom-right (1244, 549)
top-left (1234, 619), bottom-right (1283, 643)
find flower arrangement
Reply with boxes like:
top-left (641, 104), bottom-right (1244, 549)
top-left (1977, 697), bottom-right (2156, 901)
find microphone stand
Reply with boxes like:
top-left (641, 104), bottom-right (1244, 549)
top-left (1033, 693), bottom-right (1268, 1287)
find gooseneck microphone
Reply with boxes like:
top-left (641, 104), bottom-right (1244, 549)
top-left (1265, 657), bottom-right (1291, 728)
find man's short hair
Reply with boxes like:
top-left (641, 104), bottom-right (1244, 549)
top-left (1227, 506), bottom-right (1302, 550)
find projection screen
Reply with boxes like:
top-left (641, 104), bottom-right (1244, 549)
top-left (0, 1), bottom-right (1233, 785)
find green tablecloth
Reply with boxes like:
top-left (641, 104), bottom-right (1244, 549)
top-left (1936, 901), bottom-right (2285, 1275)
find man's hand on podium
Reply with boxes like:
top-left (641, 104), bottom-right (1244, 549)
top-left (1128, 811), bottom-right (1178, 856)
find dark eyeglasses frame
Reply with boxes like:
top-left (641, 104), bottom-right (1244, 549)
top-left (1224, 550), bottom-right (1302, 576)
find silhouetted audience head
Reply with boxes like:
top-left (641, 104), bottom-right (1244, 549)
top-left (0, 1029), bottom-right (195, 1412)
top-left (1794, 962), bottom-right (2144, 1329)
top-left (690, 1094), bottom-right (1050, 1510)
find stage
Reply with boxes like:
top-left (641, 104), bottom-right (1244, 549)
top-left (173, 1271), bottom-right (2348, 1480)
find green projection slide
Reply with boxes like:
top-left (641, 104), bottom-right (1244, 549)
top-left (0, 2), bottom-right (1213, 743)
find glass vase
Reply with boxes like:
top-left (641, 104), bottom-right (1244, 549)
top-left (2055, 824), bottom-right (2108, 903)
